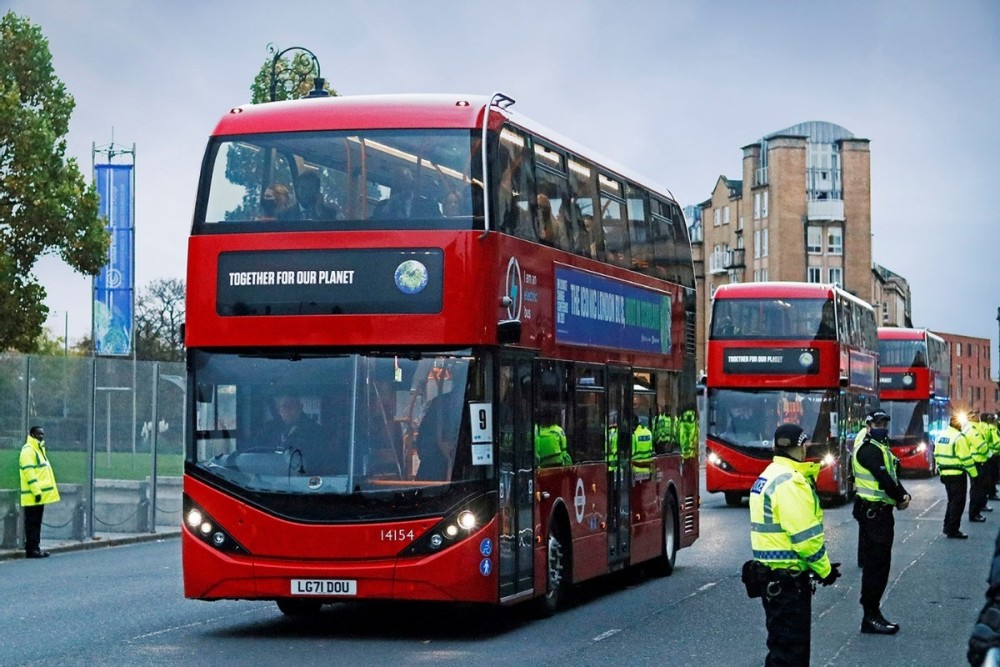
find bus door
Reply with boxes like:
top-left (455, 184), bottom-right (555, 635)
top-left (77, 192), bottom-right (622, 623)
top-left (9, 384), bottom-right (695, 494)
top-left (607, 366), bottom-right (631, 569)
top-left (497, 352), bottom-right (535, 601)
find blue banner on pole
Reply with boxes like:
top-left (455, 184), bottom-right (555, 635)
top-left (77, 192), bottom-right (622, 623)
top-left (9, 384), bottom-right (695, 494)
top-left (93, 164), bottom-right (134, 356)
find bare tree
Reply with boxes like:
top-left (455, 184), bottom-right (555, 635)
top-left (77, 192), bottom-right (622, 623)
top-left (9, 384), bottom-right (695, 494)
top-left (135, 278), bottom-right (185, 361)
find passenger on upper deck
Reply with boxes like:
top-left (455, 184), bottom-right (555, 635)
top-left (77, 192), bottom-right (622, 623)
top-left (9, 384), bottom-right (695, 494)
top-left (259, 183), bottom-right (291, 220)
top-left (372, 165), bottom-right (441, 219)
top-left (281, 171), bottom-right (342, 221)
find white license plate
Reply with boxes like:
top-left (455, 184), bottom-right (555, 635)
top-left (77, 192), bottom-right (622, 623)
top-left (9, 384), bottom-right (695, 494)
top-left (290, 579), bottom-right (357, 596)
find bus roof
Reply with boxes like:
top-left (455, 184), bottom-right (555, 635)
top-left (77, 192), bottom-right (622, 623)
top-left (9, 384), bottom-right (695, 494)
top-left (712, 281), bottom-right (872, 309)
top-left (212, 93), bottom-right (675, 202)
top-left (878, 327), bottom-right (944, 343)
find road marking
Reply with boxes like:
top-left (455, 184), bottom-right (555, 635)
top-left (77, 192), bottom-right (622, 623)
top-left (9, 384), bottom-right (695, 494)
top-left (592, 629), bottom-right (621, 642)
top-left (697, 582), bottom-right (717, 593)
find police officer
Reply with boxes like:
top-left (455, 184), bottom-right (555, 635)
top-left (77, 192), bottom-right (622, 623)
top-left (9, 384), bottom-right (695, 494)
top-left (853, 412), bottom-right (874, 569)
top-left (535, 406), bottom-right (571, 468)
top-left (935, 414), bottom-right (978, 538)
top-left (19, 426), bottom-right (60, 558)
top-left (852, 409), bottom-right (910, 635)
top-left (966, 411), bottom-right (991, 522)
top-left (750, 423), bottom-right (840, 665)
top-left (631, 415), bottom-right (654, 474)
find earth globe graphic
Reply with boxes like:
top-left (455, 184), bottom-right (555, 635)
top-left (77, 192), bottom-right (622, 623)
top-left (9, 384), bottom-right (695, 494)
top-left (394, 260), bottom-right (429, 294)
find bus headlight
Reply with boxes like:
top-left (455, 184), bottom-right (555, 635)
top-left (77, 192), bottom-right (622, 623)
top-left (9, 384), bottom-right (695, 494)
top-left (457, 510), bottom-right (477, 531)
top-left (183, 495), bottom-right (249, 556)
top-left (821, 453), bottom-right (836, 468)
top-left (400, 493), bottom-right (495, 557)
top-left (916, 442), bottom-right (927, 453)
top-left (707, 451), bottom-right (721, 466)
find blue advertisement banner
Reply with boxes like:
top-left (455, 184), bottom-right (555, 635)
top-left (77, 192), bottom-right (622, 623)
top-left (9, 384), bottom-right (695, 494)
top-left (93, 164), bottom-right (134, 356)
top-left (554, 266), bottom-right (671, 354)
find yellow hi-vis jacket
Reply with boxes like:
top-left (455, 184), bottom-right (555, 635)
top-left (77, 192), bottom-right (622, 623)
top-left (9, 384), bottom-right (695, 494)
top-left (19, 434), bottom-right (60, 506)
top-left (965, 423), bottom-right (989, 464)
top-left (631, 424), bottom-right (654, 472)
top-left (852, 437), bottom-right (899, 505)
top-left (935, 426), bottom-right (978, 477)
top-left (749, 456), bottom-right (832, 578)
top-left (535, 424), bottom-right (571, 468)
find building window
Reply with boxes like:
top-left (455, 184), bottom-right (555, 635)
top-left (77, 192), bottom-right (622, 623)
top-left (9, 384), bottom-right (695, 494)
top-left (808, 267), bottom-right (821, 283)
top-left (827, 227), bottom-right (843, 255)
top-left (956, 343), bottom-right (962, 357)
top-left (754, 230), bottom-right (760, 258)
top-left (738, 215), bottom-right (743, 230)
top-left (753, 193), bottom-right (761, 220)
top-left (807, 226), bottom-right (822, 254)
top-left (762, 229), bottom-right (769, 257)
top-left (714, 208), bottom-right (720, 226)
top-left (828, 267), bottom-right (842, 286)
top-left (762, 191), bottom-right (768, 217)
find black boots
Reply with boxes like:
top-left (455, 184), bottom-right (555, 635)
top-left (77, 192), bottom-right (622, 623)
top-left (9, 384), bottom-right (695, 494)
top-left (25, 550), bottom-right (50, 559)
top-left (861, 609), bottom-right (900, 635)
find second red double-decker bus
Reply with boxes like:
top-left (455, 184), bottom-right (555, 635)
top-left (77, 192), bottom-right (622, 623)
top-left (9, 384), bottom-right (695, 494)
top-left (877, 327), bottom-right (950, 475)
top-left (704, 282), bottom-right (879, 505)
top-left (182, 93), bottom-right (700, 616)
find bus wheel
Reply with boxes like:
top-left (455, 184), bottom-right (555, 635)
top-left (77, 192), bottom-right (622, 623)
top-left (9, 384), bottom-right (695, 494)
top-left (650, 494), bottom-right (679, 577)
top-left (724, 492), bottom-right (743, 507)
top-left (534, 530), bottom-right (568, 617)
top-left (276, 599), bottom-right (323, 616)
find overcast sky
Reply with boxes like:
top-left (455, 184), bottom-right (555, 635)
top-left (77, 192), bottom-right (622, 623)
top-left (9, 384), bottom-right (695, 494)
top-left (9, 0), bottom-right (1000, 374)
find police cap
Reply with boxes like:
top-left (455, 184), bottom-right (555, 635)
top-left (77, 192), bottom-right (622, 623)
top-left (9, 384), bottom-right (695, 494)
top-left (867, 409), bottom-right (890, 425)
top-left (773, 423), bottom-right (808, 448)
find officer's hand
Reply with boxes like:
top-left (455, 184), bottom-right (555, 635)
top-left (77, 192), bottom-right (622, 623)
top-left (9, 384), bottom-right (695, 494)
top-left (34, 494), bottom-right (41, 503)
top-left (820, 562), bottom-right (841, 587)
top-left (898, 494), bottom-right (911, 510)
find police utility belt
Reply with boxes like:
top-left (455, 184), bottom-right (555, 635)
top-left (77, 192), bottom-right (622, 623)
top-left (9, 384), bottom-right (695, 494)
top-left (855, 497), bottom-right (892, 519)
top-left (741, 560), bottom-right (813, 599)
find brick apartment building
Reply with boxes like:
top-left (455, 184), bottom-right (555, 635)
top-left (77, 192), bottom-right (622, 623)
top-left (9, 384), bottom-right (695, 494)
top-left (688, 121), bottom-right (911, 375)
top-left (934, 331), bottom-right (999, 414)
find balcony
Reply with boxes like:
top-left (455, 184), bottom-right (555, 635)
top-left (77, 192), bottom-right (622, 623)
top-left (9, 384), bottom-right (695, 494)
top-left (807, 199), bottom-right (844, 221)
top-left (723, 248), bottom-right (745, 269)
top-left (708, 252), bottom-right (727, 275)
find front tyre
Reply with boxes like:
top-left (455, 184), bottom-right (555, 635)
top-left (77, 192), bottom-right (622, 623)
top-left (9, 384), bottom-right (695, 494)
top-left (724, 492), bottom-right (743, 507)
top-left (533, 530), bottom-right (569, 617)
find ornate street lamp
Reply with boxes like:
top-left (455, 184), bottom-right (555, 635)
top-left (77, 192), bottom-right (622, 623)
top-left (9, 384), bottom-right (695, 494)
top-left (267, 43), bottom-right (330, 102)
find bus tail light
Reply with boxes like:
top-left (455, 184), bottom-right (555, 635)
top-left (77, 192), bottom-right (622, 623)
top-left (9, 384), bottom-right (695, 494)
top-left (183, 495), bottom-right (250, 556)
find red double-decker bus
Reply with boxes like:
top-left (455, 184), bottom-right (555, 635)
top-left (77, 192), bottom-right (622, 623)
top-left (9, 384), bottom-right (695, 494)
top-left (704, 282), bottom-right (878, 505)
top-left (182, 93), bottom-right (700, 616)
top-left (877, 327), bottom-right (950, 475)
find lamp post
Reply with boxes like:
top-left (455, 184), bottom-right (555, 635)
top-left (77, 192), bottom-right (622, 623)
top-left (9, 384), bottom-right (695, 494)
top-left (267, 43), bottom-right (330, 102)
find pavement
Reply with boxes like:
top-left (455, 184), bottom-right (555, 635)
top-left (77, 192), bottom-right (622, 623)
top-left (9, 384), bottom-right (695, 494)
top-left (0, 527), bottom-right (181, 561)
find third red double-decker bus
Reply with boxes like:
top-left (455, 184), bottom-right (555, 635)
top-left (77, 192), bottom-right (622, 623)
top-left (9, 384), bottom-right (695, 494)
top-left (182, 92), bottom-right (699, 617)
top-left (877, 327), bottom-right (950, 475)
top-left (705, 282), bottom-right (879, 505)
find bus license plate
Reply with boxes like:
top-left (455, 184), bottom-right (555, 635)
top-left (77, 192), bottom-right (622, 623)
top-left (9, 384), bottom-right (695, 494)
top-left (291, 579), bottom-right (357, 596)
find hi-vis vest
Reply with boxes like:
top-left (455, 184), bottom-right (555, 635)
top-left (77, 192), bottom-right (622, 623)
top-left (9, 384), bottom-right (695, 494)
top-left (19, 435), bottom-right (60, 507)
top-left (851, 437), bottom-right (899, 505)
top-left (749, 456), bottom-right (832, 578)
top-left (535, 424), bottom-right (571, 468)
top-left (935, 426), bottom-right (977, 478)
top-left (606, 426), bottom-right (619, 471)
top-left (631, 424), bottom-right (654, 472)
top-left (965, 424), bottom-right (989, 464)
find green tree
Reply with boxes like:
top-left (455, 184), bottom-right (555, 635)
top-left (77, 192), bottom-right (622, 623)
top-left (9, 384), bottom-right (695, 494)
top-left (250, 47), bottom-right (337, 104)
top-left (134, 278), bottom-right (185, 361)
top-left (0, 12), bottom-right (109, 352)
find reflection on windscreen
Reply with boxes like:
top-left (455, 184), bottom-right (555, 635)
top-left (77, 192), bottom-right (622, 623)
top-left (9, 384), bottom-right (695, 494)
top-left (708, 388), bottom-right (840, 449)
top-left (191, 350), bottom-right (485, 496)
top-left (199, 129), bottom-right (482, 230)
top-left (711, 298), bottom-right (835, 340)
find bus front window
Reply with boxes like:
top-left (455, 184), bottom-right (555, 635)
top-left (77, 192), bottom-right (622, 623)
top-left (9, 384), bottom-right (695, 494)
top-left (708, 388), bottom-right (838, 450)
top-left (189, 350), bottom-right (488, 521)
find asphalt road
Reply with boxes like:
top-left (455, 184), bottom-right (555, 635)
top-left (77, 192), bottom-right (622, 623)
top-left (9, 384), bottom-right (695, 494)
top-left (1, 474), bottom-right (992, 666)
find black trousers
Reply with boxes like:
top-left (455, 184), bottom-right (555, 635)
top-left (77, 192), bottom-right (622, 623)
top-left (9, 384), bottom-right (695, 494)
top-left (971, 463), bottom-right (990, 518)
top-left (941, 474), bottom-right (968, 535)
top-left (761, 571), bottom-right (812, 667)
top-left (988, 456), bottom-right (1000, 496)
top-left (24, 504), bottom-right (44, 553)
top-left (854, 499), bottom-right (894, 613)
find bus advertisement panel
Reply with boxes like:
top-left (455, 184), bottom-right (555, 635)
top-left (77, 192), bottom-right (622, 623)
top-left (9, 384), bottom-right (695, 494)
top-left (704, 282), bottom-right (878, 505)
top-left (182, 94), bottom-right (699, 616)
top-left (878, 327), bottom-right (950, 475)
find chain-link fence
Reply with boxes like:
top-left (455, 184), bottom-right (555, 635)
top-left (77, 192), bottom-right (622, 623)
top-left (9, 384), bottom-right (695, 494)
top-left (0, 353), bottom-right (185, 549)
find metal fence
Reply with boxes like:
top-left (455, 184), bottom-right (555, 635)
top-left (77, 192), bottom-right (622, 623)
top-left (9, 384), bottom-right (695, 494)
top-left (0, 353), bottom-right (185, 549)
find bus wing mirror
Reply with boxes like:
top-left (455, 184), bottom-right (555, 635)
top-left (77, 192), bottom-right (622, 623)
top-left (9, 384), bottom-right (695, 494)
top-left (838, 374), bottom-right (849, 388)
top-left (497, 319), bottom-right (522, 345)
